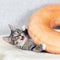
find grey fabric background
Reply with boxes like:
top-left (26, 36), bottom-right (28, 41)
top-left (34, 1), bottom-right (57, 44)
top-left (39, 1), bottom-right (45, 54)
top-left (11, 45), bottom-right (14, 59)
top-left (0, 0), bottom-right (60, 35)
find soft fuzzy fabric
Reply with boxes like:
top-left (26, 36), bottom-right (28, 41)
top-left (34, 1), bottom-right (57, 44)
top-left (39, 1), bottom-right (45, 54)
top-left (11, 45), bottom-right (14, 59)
top-left (0, 35), bottom-right (60, 60)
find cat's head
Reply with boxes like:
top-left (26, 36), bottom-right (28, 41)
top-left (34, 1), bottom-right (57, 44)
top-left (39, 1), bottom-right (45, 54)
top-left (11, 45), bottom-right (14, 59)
top-left (3, 24), bottom-right (28, 48)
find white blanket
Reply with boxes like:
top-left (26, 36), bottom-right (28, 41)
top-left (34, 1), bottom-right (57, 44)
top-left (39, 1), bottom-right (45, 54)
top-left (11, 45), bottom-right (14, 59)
top-left (0, 35), bottom-right (60, 60)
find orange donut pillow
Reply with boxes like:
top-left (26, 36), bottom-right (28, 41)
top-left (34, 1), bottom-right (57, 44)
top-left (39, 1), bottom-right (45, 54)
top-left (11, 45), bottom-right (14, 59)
top-left (28, 4), bottom-right (60, 54)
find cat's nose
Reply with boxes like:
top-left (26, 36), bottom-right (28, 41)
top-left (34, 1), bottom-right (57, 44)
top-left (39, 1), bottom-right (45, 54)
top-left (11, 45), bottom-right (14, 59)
top-left (19, 36), bottom-right (24, 40)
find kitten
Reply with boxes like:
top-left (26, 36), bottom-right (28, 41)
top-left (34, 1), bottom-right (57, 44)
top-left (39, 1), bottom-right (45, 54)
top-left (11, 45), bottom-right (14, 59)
top-left (3, 24), bottom-right (46, 52)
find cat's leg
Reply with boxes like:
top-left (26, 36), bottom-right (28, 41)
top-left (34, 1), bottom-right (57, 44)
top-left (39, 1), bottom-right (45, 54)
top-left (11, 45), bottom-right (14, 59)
top-left (32, 44), bottom-right (46, 52)
top-left (21, 39), bottom-right (36, 50)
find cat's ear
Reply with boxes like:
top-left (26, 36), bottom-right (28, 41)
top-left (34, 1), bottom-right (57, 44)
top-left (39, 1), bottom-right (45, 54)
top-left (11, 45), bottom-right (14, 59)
top-left (3, 36), bottom-right (11, 43)
top-left (8, 24), bottom-right (16, 31)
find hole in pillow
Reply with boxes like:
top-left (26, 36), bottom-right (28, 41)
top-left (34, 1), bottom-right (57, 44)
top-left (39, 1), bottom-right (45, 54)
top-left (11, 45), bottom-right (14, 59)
top-left (53, 26), bottom-right (60, 32)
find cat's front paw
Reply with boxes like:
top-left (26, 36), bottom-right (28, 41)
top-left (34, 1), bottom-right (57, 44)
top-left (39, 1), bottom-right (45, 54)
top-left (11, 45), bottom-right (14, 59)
top-left (33, 44), bottom-right (46, 53)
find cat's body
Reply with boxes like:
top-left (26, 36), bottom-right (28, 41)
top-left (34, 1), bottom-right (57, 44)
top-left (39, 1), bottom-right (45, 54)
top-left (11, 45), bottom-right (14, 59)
top-left (3, 25), bottom-right (46, 52)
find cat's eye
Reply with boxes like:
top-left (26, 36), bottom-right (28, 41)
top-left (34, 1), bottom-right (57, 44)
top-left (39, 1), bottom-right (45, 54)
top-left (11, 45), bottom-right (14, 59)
top-left (14, 32), bottom-right (18, 36)
top-left (16, 41), bottom-right (18, 44)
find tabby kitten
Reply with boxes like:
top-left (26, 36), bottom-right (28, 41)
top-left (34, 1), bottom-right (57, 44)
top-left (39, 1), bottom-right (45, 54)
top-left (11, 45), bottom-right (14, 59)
top-left (3, 24), bottom-right (46, 52)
